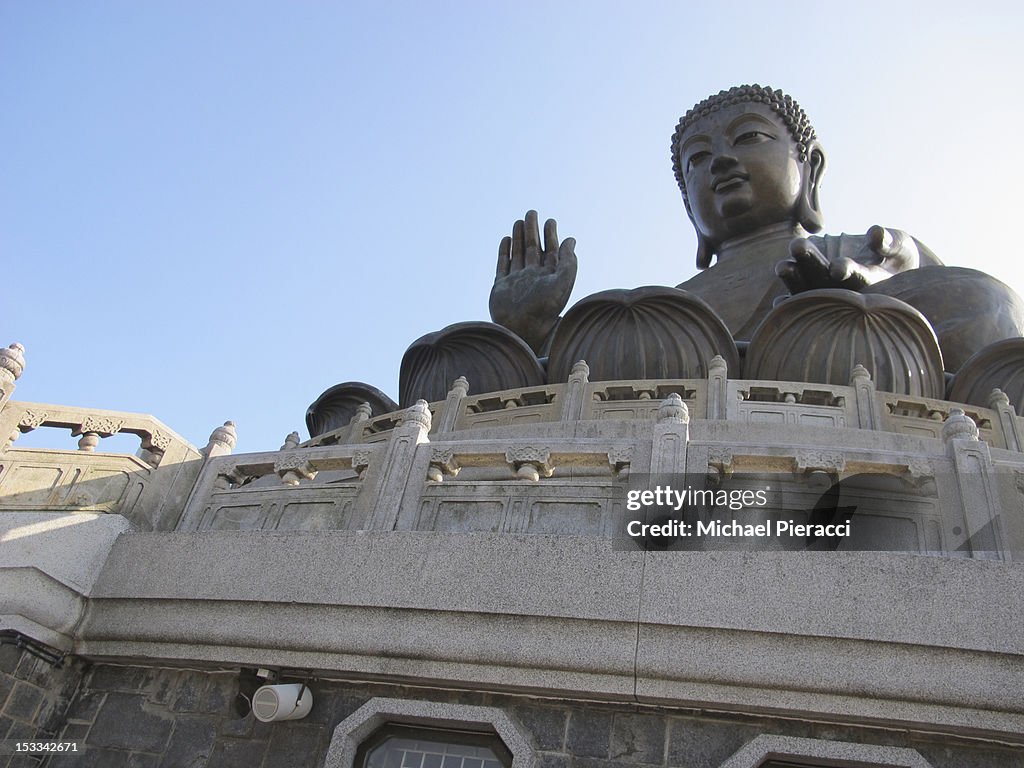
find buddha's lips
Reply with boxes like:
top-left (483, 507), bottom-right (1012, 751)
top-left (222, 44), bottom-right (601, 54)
top-left (713, 173), bottom-right (749, 192)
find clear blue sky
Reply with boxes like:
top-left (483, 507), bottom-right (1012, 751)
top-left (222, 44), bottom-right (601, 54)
top-left (4, 2), bottom-right (1022, 453)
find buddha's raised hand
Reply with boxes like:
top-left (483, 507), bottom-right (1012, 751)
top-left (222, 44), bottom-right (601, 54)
top-left (489, 210), bottom-right (577, 354)
top-left (777, 225), bottom-right (921, 294)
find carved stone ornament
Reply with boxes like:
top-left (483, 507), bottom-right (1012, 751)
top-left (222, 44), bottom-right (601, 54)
top-left (657, 393), bottom-right (690, 424)
top-left (505, 446), bottom-right (554, 481)
top-left (707, 447), bottom-right (734, 473)
top-left (146, 429), bottom-right (172, 452)
top-left (214, 464), bottom-right (246, 490)
top-left (905, 457), bottom-right (934, 480)
top-left (607, 446), bottom-right (633, 473)
top-left (547, 287), bottom-right (739, 383)
top-left (281, 431), bottom-right (301, 451)
top-left (0, 343), bottom-right (25, 382)
top-left (428, 447), bottom-right (460, 482)
top-left (18, 410), bottom-right (48, 430)
top-left (398, 400), bottom-right (433, 431)
top-left (746, 290), bottom-right (945, 398)
top-left (79, 415), bottom-right (125, 436)
top-left (275, 453), bottom-right (317, 486)
top-left (794, 449), bottom-right (846, 473)
top-left (207, 421), bottom-right (237, 451)
top-left (942, 408), bottom-right (979, 443)
top-left (351, 449), bottom-right (372, 477)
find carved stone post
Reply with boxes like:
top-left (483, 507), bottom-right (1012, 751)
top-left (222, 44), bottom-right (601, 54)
top-left (343, 403), bottom-right (373, 444)
top-left (203, 421), bottom-right (236, 458)
top-left (942, 409), bottom-right (1006, 560)
top-left (850, 364), bottom-right (881, 430)
top-left (707, 355), bottom-right (728, 420)
top-left (363, 400), bottom-right (432, 531)
top-left (437, 377), bottom-right (470, 433)
top-left (651, 394), bottom-right (689, 476)
top-left (559, 360), bottom-right (590, 422)
top-left (280, 431), bottom-right (301, 451)
top-left (0, 343), bottom-right (25, 411)
top-left (988, 389), bottom-right (1023, 453)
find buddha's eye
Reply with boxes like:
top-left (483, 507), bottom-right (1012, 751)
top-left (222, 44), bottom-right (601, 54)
top-left (686, 151), bottom-right (710, 172)
top-left (734, 130), bottom-right (773, 145)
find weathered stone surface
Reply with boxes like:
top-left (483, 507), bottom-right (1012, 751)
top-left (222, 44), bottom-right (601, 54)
top-left (566, 709), bottom-right (613, 758)
top-left (511, 701), bottom-right (568, 751)
top-left (667, 717), bottom-right (760, 768)
top-left (263, 722), bottom-right (327, 768)
top-left (208, 737), bottom-right (268, 765)
top-left (610, 713), bottom-right (665, 764)
top-left (86, 693), bottom-right (172, 752)
top-left (161, 715), bottom-right (217, 767)
top-left (3, 681), bottom-right (42, 720)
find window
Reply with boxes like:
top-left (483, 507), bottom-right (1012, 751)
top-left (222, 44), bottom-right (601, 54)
top-left (325, 698), bottom-right (534, 768)
top-left (357, 725), bottom-right (511, 768)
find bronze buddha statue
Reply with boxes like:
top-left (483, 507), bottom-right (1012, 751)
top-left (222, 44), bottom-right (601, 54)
top-left (309, 85), bottom-right (1024, 434)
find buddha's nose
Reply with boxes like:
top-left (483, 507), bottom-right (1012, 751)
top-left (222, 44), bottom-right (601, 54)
top-left (710, 153), bottom-right (738, 174)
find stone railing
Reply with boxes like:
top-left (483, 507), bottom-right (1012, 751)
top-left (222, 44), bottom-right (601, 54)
top-left (301, 358), bottom-right (1024, 452)
top-left (0, 399), bottom-right (210, 531)
top-left (180, 369), bottom-right (1022, 561)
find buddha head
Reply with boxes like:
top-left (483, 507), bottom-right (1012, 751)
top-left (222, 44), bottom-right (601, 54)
top-left (671, 85), bottom-right (826, 268)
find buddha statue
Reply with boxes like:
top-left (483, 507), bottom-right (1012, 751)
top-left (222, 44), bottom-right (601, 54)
top-left (308, 85), bottom-right (1024, 435)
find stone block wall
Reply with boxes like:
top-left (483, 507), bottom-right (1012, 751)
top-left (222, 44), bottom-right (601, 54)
top-left (26, 664), bottom-right (1024, 768)
top-left (0, 643), bottom-right (83, 768)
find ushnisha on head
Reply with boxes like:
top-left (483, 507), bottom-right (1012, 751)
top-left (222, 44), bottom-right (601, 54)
top-left (671, 84), bottom-right (826, 268)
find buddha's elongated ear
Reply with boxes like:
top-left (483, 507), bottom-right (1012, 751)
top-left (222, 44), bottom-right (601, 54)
top-left (695, 232), bottom-right (714, 269)
top-left (682, 193), bottom-right (717, 270)
top-left (798, 141), bottom-right (826, 233)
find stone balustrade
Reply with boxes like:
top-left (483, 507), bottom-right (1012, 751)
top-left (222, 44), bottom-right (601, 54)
top-left (0, 399), bottom-right (208, 531)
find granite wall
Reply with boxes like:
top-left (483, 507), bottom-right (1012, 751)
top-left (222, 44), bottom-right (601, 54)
top-left (13, 664), bottom-right (1018, 768)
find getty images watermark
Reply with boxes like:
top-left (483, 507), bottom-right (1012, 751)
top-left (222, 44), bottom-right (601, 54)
top-left (617, 476), bottom-right (856, 550)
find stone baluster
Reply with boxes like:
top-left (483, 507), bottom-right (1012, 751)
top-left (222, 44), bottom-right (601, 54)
top-left (505, 447), bottom-right (553, 482)
top-left (0, 343), bottom-right (25, 411)
top-left (850, 364), bottom-right (881, 430)
top-left (988, 389), bottom-right (1023, 452)
top-left (343, 402), bottom-right (373, 444)
top-left (942, 409), bottom-right (1006, 560)
top-left (73, 415), bottom-right (125, 452)
top-left (560, 360), bottom-right (590, 422)
top-left (707, 354), bottom-right (728, 420)
top-left (363, 400), bottom-right (432, 530)
top-left (203, 421), bottom-right (236, 458)
top-left (651, 393), bottom-right (690, 477)
top-left (437, 377), bottom-right (470, 433)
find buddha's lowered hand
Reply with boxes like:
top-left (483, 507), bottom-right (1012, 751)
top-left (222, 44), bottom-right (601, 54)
top-left (776, 225), bottom-right (921, 294)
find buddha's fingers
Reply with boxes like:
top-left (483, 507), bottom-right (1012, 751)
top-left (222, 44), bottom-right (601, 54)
top-left (524, 210), bottom-right (542, 268)
top-left (775, 257), bottom-right (808, 294)
top-left (556, 237), bottom-right (577, 280)
top-left (867, 225), bottom-right (917, 271)
top-left (511, 218), bottom-right (526, 272)
top-left (543, 218), bottom-right (559, 266)
top-left (789, 237), bottom-right (830, 287)
top-left (496, 236), bottom-right (512, 277)
top-left (829, 256), bottom-right (870, 289)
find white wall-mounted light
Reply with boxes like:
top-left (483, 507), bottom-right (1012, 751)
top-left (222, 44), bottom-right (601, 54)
top-left (252, 683), bottom-right (313, 722)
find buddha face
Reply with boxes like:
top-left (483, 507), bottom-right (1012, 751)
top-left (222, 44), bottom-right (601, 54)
top-left (679, 102), bottom-right (810, 245)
